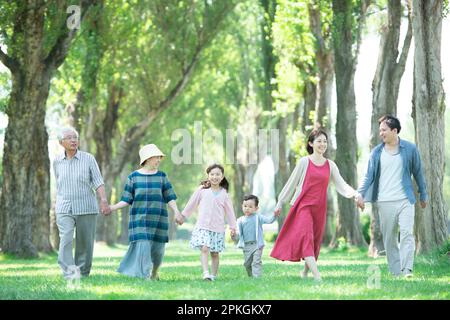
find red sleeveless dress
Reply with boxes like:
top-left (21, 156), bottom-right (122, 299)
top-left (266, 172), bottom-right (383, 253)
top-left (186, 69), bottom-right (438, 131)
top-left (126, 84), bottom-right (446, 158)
top-left (270, 159), bottom-right (330, 261)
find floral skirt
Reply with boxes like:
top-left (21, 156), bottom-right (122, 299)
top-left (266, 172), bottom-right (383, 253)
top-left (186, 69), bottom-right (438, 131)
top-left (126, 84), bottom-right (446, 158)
top-left (190, 228), bottom-right (225, 253)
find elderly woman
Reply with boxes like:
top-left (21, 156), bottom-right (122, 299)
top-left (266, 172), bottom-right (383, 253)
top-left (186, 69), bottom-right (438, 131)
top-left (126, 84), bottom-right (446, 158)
top-left (109, 144), bottom-right (181, 280)
top-left (53, 127), bottom-right (110, 280)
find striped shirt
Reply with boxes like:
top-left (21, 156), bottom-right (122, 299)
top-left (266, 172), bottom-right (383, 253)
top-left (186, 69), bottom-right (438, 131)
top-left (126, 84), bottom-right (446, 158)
top-left (121, 170), bottom-right (177, 243)
top-left (53, 150), bottom-right (105, 215)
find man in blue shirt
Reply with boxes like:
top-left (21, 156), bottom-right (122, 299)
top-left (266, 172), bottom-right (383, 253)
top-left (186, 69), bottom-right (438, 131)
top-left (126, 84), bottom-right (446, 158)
top-left (356, 115), bottom-right (427, 277)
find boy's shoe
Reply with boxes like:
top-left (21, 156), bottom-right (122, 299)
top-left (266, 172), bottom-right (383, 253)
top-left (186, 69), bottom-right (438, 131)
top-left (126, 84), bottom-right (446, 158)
top-left (402, 269), bottom-right (413, 278)
top-left (313, 277), bottom-right (323, 284)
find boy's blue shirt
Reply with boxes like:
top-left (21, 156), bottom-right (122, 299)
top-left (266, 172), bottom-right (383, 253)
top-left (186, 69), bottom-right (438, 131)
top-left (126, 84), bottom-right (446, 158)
top-left (357, 138), bottom-right (427, 204)
top-left (236, 212), bottom-right (276, 249)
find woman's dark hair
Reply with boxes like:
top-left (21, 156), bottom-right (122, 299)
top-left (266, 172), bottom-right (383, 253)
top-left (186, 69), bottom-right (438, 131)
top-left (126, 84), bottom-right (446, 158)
top-left (378, 115), bottom-right (401, 133)
top-left (200, 164), bottom-right (229, 191)
top-left (306, 129), bottom-right (328, 155)
top-left (243, 194), bottom-right (259, 207)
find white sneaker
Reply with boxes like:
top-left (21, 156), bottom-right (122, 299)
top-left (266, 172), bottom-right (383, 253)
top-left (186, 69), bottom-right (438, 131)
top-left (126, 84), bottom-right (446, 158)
top-left (65, 265), bottom-right (81, 280)
top-left (203, 272), bottom-right (212, 281)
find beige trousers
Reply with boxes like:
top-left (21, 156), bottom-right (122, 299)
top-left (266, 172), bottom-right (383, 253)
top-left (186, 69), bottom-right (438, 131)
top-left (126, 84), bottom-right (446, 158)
top-left (378, 199), bottom-right (415, 276)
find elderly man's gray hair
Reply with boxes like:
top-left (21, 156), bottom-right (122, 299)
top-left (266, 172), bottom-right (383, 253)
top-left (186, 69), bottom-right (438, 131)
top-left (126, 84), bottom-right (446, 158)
top-left (57, 127), bottom-right (79, 141)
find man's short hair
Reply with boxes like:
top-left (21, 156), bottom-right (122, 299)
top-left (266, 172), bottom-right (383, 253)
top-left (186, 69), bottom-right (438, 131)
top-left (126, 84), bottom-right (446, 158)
top-left (243, 194), bottom-right (259, 207)
top-left (57, 127), bottom-right (79, 141)
top-left (378, 115), bottom-right (401, 133)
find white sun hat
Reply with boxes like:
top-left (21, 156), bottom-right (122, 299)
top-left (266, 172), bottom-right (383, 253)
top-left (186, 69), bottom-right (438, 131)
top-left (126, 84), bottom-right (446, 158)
top-left (139, 144), bottom-right (165, 165)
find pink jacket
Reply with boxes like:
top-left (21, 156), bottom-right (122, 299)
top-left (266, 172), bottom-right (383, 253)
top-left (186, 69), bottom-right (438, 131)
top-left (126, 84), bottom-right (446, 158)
top-left (182, 187), bottom-right (237, 233)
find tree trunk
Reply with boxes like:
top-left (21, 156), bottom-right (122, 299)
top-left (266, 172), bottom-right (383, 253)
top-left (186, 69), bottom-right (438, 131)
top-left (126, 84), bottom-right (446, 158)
top-left (233, 163), bottom-right (247, 217)
top-left (94, 84), bottom-right (122, 245)
top-left (0, 70), bottom-right (52, 257)
top-left (302, 81), bottom-right (317, 131)
top-left (50, 206), bottom-right (60, 251)
top-left (0, 1), bottom-right (93, 257)
top-left (308, 1), bottom-right (336, 246)
top-left (275, 116), bottom-right (290, 232)
top-left (331, 0), bottom-right (369, 247)
top-left (1, 6), bottom-right (52, 256)
top-left (259, 0), bottom-right (278, 115)
top-left (68, 1), bottom-right (104, 150)
top-left (368, 0), bottom-right (412, 257)
top-left (412, 0), bottom-right (447, 254)
top-left (308, 0), bottom-right (334, 131)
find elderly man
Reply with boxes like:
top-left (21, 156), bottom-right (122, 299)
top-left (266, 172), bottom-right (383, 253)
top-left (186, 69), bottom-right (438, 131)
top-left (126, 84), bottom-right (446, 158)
top-left (53, 127), bottom-right (111, 279)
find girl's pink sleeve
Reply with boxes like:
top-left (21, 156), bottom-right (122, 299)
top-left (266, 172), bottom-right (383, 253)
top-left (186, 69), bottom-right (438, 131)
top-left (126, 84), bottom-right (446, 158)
top-left (182, 187), bottom-right (202, 218)
top-left (224, 194), bottom-right (237, 229)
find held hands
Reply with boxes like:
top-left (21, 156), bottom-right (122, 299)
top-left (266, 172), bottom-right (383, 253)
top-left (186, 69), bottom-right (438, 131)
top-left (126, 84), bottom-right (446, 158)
top-left (175, 211), bottom-right (185, 225)
top-left (230, 228), bottom-right (237, 240)
top-left (354, 193), bottom-right (365, 211)
top-left (274, 207), bottom-right (281, 217)
top-left (100, 200), bottom-right (112, 216)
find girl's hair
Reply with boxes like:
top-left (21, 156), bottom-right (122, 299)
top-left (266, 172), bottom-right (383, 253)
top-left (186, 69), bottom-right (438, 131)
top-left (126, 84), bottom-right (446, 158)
top-left (200, 164), bottom-right (229, 191)
top-left (306, 129), bottom-right (328, 155)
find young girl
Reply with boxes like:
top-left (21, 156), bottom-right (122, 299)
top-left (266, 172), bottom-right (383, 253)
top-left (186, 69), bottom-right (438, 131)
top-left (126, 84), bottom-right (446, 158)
top-left (270, 129), bottom-right (358, 282)
top-left (176, 164), bottom-right (237, 281)
top-left (109, 144), bottom-right (181, 280)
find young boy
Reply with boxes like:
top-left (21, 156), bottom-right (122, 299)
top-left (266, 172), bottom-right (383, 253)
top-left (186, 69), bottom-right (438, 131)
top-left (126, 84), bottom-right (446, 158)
top-left (235, 195), bottom-right (279, 278)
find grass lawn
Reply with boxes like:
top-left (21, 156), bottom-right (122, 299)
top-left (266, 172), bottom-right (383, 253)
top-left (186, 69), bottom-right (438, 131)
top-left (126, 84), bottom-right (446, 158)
top-left (0, 240), bottom-right (448, 300)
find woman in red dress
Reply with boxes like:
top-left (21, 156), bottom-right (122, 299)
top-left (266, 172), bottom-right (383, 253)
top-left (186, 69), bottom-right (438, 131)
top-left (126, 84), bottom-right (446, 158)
top-left (270, 129), bottom-right (357, 281)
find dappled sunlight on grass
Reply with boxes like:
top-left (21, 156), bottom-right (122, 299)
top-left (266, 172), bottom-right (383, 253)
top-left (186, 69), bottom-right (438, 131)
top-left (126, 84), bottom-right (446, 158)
top-left (1, 240), bottom-right (448, 299)
top-left (0, 270), bottom-right (62, 277)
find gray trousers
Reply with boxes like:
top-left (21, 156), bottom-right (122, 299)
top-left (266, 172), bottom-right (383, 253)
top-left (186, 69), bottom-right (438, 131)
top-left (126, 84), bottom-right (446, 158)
top-left (378, 199), bottom-right (415, 276)
top-left (56, 213), bottom-right (97, 278)
top-left (243, 242), bottom-right (263, 277)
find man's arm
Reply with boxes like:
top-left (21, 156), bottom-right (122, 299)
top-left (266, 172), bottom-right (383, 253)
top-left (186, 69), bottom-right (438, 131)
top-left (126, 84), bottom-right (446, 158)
top-left (412, 147), bottom-right (427, 208)
top-left (355, 149), bottom-right (377, 211)
top-left (96, 185), bottom-right (111, 216)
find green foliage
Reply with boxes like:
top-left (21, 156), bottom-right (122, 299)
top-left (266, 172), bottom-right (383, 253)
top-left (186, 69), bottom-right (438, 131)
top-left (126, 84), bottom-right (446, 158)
top-left (437, 238), bottom-right (449, 257)
top-left (0, 1), bottom-right (20, 55)
top-left (264, 231), bottom-right (278, 243)
top-left (136, 0), bottom-right (268, 204)
top-left (0, 1), bottom-right (76, 64)
top-left (0, 151), bottom-right (2, 186)
top-left (444, 111), bottom-right (450, 218)
top-left (273, 0), bottom-right (316, 83)
top-left (0, 71), bottom-right (10, 113)
top-left (335, 236), bottom-right (349, 252)
top-left (360, 213), bottom-right (371, 244)
top-left (332, 0), bottom-right (370, 57)
top-left (444, 0), bottom-right (449, 18)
